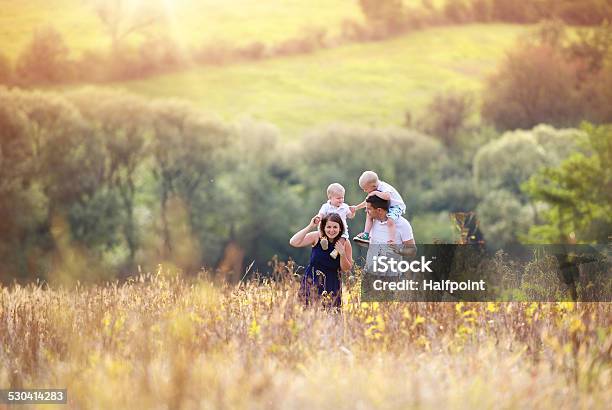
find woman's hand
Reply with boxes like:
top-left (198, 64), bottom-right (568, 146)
top-left (334, 242), bottom-right (345, 257)
top-left (290, 216), bottom-right (321, 248)
top-left (338, 240), bottom-right (353, 272)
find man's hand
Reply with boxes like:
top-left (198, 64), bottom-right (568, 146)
top-left (386, 243), bottom-right (417, 258)
top-left (388, 243), bottom-right (401, 253)
top-left (399, 244), bottom-right (417, 258)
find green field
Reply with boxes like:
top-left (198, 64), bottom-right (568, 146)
top-left (111, 24), bottom-right (529, 137)
top-left (4, 1), bottom-right (532, 137)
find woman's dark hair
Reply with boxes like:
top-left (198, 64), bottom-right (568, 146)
top-left (319, 213), bottom-right (345, 244)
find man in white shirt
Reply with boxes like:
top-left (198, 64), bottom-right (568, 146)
top-left (366, 196), bottom-right (414, 245)
top-left (364, 195), bottom-right (416, 276)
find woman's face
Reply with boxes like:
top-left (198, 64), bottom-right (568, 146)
top-left (324, 221), bottom-right (341, 240)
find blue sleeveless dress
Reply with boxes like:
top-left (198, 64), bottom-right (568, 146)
top-left (301, 238), bottom-right (342, 307)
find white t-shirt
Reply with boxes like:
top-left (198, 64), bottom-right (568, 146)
top-left (369, 216), bottom-right (414, 244)
top-left (377, 180), bottom-right (406, 211)
top-left (318, 201), bottom-right (351, 235)
top-left (366, 216), bottom-right (415, 275)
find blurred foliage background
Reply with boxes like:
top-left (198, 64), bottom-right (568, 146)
top-left (0, 0), bottom-right (611, 282)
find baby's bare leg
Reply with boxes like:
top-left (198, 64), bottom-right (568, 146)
top-left (386, 217), bottom-right (396, 243)
top-left (364, 212), bottom-right (373, 233)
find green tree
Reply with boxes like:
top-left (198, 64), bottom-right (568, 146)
top-left (0, 89), bottom-right (46, 278)
top-left (149, 100), bottom-right (232, 267)
top-left (473, 125), bottom-right (581, 198)
top-left (473, 125), bottom-right (582, 246)
top-left (0, 89), bottom-right (115, 278)
top-left (523, 123), bottom-right (612, 243)
top-left (217, 121), bottom-right (302, 274)
top-left (68, 88), bottom-right (151, 264)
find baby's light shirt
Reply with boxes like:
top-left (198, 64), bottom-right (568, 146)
top-left (318, 201), bottom-right (351, 235)
top-left (377, 180), bottom-right (406, 212)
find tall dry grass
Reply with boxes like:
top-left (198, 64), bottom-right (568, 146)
top-left (0, 263), bottom-right (610, 409)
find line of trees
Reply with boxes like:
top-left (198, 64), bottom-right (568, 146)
top-left (0, 87), bottom-right (297, 282)
top-left (3, 0), bottom-right (611, 87)
top-left (362, 0), bottom-right (612, 36)
top-left (2, 86), bottom-right (608, 283)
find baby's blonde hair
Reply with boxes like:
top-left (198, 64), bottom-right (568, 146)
top-left (358, 171), bottom-right (379, 188)
top-left (327, 183), bottom-right (345, 197)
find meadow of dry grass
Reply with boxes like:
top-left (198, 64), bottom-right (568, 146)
top-left (1, 264), bottom-right (610, 409)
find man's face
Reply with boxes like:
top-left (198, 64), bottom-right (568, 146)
top-left (366, 202), bottom-right (385, 221)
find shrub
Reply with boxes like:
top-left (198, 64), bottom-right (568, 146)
top-left (237, 42), bottom-right (267, 60)
top-left (358, 0), bottom-right (406, 35)
top-left (490, 0), bottom-right (535, 22)
top-left (15, 26), bottom-right (74, 85)
top-left (272, 27), bottom-right (328, 56)
top-left (470, 0), bottom-right (493, 22)
top-left (422, 177), bottom-right (480, 213)
top-left (476, 189), bottom-right (534, 247)
top-left (74, 49), bottom-right (111, 82)
top-left (444, 0), bottom-right (473, 23)
top-left (137, 34), bottom-right (187, 76)
top-left (417, 91), bottom-right (474, 147)
top-left (556, 0), bottom-right (612, 25)
top-left (193, 41), bottom-right (236, 65)
top-left (0, 53), bottom-right (12, 85)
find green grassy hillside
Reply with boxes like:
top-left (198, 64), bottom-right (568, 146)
top-left (5, 1), bottom-right (532, 137)
top-left (112, 24), bottom-right (528, 137)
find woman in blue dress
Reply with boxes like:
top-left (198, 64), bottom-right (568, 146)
top-left (289, 213), bottom-right (353, 307)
